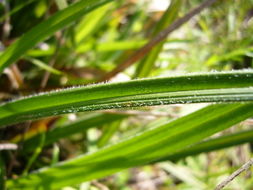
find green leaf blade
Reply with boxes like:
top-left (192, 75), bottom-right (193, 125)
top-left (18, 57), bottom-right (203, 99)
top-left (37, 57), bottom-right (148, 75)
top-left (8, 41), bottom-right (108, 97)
top-left (7, 103), bottom-right (253, 189)
top-left (135, 0), bottom-right (182, 78)
top-left (22, 113), bottom-right (127, 152)
top-left (0, 71), bottom-right (253, 126)
top-left (0, 0), bottom-right (113, 73)
top-left (158, 128), bottom-right (253, 162)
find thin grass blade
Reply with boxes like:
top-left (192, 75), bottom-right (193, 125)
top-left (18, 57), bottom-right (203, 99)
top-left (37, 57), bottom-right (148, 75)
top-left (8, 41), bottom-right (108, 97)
top-left (7, 103), bottom-right (253, 189)
top-left (22, 113), bottom-right (127, 152)
top-left (0, 71), bottom-right (253, 126)
top-left (157, 128), bottom-right (253, 162)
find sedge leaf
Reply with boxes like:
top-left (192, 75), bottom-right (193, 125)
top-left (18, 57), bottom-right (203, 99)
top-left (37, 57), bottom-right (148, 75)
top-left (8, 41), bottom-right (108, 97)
top-left (0, 71), bottom-right (253, 126)
top-left (156, 128), bottom-right (253, 162)
top-left (7, 103), bottom-right (253, 189)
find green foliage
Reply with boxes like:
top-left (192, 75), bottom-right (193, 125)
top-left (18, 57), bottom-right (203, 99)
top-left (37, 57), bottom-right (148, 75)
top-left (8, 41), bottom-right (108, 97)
top-left (0, 71), bottom-right (252, 126)
top-left (7, 103), bottom-right (253, 189)
top-left (0, 0), bottom-right (253, 189)
top-left (158, 128), bottom-right (253, 162)
top-left (0, 0), bottom-right (113, 73)
top-left (135, 0), bottom-right (182, 78)
top-left (23, 113), bottom-right (127, 152)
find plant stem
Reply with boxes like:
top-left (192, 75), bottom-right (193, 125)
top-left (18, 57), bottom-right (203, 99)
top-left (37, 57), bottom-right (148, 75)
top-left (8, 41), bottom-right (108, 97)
top-left (215, 158), bottom-right (253, 190)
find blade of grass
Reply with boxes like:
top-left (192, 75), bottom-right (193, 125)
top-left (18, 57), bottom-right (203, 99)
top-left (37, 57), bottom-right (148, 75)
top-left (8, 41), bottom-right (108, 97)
top-left (76, 40), bottom-right (148, 53)
top-left (0, 0), bottom-right (113, 73)
top-left (135, 0), bottom-right (182, 78)
top-left (26, 39), bottom-right (187, 57)
top-left (24, 57), bottom-right (63, 75)
top-left (97, 120), bottom-right (122, 148)
top-left (0, 71), bottom-right (253, 126)
top-left (22, 113), bottom-right (127, 152)
top-left (160, 162), bottom-right (206, 188)
top-left (51, 144), bottom-right (60, 166)
top-left (22, 133), bottom-right (46, 176)
top-left (7, 103), bottom-right (253, 189)
top-left (75, 3), bottom-right (112, 45)
top-left (156, 128), bottom-right (253, 162)
top-left (26, 40), bottom-right (148, 57)
top-left (205, 47), bottom-right (253, 66)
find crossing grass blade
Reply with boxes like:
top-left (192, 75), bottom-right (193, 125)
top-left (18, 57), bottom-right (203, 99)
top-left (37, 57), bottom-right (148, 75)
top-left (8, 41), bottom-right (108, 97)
top-left (22, 113), bottom-right (127, 152)
top-left (135, 0), bottom-right (182, 78)
top-left (0, 70), bottom-right (253, 127)
top-left (156, 128), bottom-right (253, 162)
top-left (0, 0), bottom-right (113, 73)
top-left (97, 120), bottom-right (122, 148)
top-left (24, 57), bottom-right (63, 75)
top-left (26, 40), bottom-right (148, 57)
top-left (7, 103), bottom-right (253, 189)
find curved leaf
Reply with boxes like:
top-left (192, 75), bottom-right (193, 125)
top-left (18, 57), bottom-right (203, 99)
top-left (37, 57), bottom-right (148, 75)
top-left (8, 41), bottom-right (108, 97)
top-left (0, 71), bottom-right (253, 126)
top-left (7, 103), bottom-right (253, 189)
top-left (156, 128), bottom-right (253, 162)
